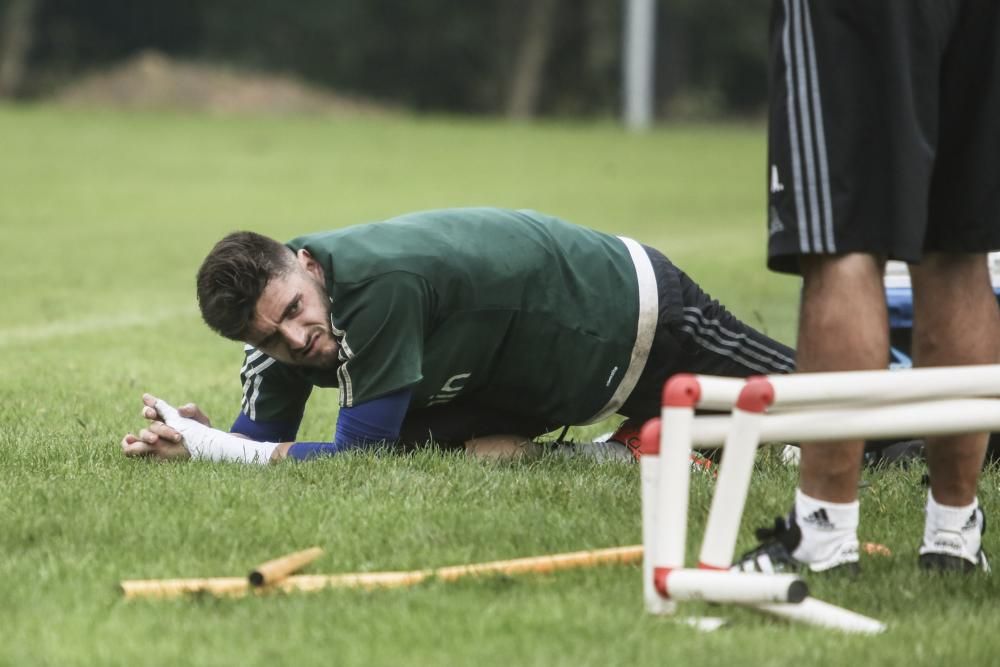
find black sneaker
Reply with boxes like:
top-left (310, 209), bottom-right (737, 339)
top-left (919, 507), bottom-right (991, 574)
top-left (732, 510), bottom-right (861, 575)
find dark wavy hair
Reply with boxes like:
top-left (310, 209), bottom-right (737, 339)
top-left (196, 231), bottom-right (296, 340)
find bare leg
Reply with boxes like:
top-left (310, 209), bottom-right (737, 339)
top-left (464, 435), bottom-right (634, 463)
top-left (465, 435), bottom-right (541, 460)
top-left (910, 253), bottom-right (1000, 505)
top-left (796, 254), bottom-right (888, 502)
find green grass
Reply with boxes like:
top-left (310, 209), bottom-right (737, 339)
top-left (1, 105), bottom-right (997, 666)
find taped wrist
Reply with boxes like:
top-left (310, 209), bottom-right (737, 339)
top-left (155, 399), bottom-right (278, 465)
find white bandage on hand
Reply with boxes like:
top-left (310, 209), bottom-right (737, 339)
top-left (154, 399), bottom-right (278, 465)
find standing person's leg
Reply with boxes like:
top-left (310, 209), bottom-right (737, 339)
top-left (911, 254), bottom-right (998, 503)
top-left (743, 252), bottom-right (887, 572)
top-left (735, 254), bottom-right (889, 573)
top-left (737, 0), bottom-right (946, 573)
top-left (909, 0), bottom-right (1000, 571)
top-left (796, 253), bottom-right (888, 502)
top-left (910, 254), bottom-right (998, 571)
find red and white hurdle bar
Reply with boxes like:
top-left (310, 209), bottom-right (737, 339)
top-left (640, 364), bottom-right (1000, 634)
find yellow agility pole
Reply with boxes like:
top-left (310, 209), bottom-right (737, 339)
top-left (120, 577), bottom-right (250, 599)
top-left (434, 544), bottom-right (643, 581)
top-left (249, 546), bottom-right (324, 587)
top-left (120, 544), bottom-right (644, 600)
top-left (280, 570), bottom-right (433, 593)
top-left (285, 544), bottom-right (644, 593)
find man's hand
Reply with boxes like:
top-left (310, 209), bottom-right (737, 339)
top-left (120, 393), bottom-right (211, 461)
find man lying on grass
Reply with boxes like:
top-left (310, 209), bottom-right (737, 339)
top-left (121, 207), bottom-right (795, 464)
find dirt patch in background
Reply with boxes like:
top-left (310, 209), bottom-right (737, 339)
top-left (54, 50), bottom-right (391, 116)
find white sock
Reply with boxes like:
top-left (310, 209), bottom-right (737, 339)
top-left (155, 399), bottom-right (278, 465)
top-left (791, 488), bottom-right (860, 570)
top-left (920, 491), bottom-right (982, 558)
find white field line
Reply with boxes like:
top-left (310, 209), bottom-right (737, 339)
top-left (0, 305), bottom-right (198, 347)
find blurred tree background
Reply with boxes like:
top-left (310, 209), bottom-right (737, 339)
top-left (0, 0), bottom-right (769, 118)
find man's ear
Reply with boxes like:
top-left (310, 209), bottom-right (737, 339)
top-left (296, 249), bottom-right (325, 282)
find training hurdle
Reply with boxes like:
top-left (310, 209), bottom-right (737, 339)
top-left (640, 364), bottom-right (1000, 634)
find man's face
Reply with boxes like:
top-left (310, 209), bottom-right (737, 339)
top-left (246, 250), bottom-right (340, 369)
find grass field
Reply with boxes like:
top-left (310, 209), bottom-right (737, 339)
top-left (1, 105), bottom-right (997, 666)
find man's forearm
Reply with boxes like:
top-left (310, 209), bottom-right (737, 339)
top-left (156, 399), bottom-right (281, 465)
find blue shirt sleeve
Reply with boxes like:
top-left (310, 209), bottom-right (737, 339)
top-left (231, 412), bottom-right (301, 443)
top-left (286, 388), bottom-right (413, 461)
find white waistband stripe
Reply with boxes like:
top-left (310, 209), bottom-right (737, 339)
top-left (584, 237), bottom-right (659, 424)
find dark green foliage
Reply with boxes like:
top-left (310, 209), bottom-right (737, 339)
top-left (14, 0), bottom-right (771, 116)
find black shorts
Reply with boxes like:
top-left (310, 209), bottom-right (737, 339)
top-left (618, 246), bottom-right (795, 421)
top-left (397, 246), bottom-right (797, 447)
top-left (767, 0), bottom-right (1000, 274)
